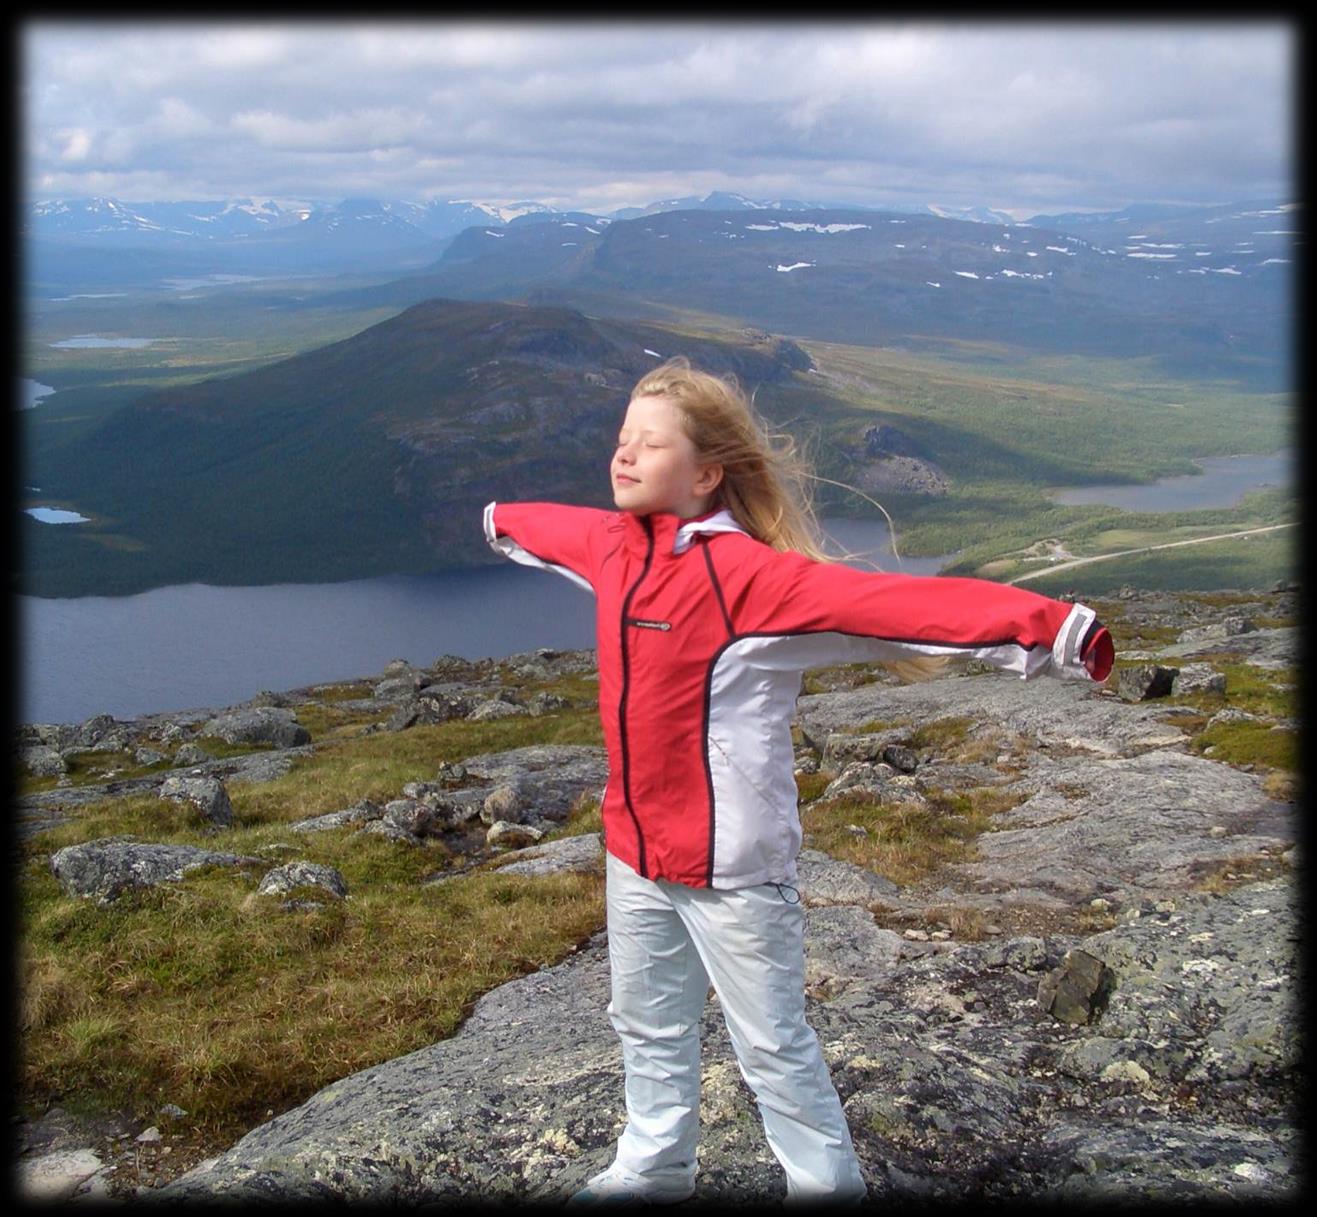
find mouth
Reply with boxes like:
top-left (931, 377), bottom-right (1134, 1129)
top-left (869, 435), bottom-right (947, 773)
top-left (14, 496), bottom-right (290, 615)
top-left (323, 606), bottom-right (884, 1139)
top-left (613, 474), bottom-right (639, 486)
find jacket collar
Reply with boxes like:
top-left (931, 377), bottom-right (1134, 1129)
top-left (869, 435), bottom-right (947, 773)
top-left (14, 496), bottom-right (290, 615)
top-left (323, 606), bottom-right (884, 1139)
top-left (618, 508), bottom-right (747, 556)
top-left (673, 509), bottom-right (746, 553)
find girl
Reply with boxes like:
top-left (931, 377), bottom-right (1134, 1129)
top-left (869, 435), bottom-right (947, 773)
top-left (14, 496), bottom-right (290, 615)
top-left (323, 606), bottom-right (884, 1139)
top-left (484, 358), bottom-right (1113, 1206)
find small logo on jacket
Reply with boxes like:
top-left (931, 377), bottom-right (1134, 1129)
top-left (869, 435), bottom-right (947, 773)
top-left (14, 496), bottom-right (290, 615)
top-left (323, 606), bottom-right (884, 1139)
top-left (627, 618), bottom-right (672, 631)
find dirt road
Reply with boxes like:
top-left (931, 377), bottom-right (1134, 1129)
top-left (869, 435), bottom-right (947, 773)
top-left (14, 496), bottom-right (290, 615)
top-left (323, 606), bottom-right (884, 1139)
top-left (1007, 523), bottom-right (1296, 585)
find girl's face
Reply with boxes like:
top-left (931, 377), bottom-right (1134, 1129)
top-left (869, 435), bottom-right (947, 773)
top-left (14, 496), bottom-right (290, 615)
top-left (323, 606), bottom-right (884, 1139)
top-left (611, 394), bottom-right (723, 518)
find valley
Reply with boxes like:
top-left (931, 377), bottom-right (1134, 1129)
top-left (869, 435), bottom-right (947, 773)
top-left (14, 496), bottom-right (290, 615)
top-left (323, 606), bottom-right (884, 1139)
top-left (20, 198), bottom-right (1296, 601)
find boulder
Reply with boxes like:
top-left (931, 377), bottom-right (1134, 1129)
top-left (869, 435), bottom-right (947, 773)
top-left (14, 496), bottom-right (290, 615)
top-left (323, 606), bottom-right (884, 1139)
top-left (159, 775), bottom-right (234, 826)
top-left (156, 878), bottom-right (1299, 1204)
top-left (256, 862), bottom-right (348, 901)
top-left (201, 708), bottom-right (310, 749)
top-left (461, 745), bottom-right (609, 823)
top-left (72, 713), bottom-right (131, 752)
top-left (290, 799), bottom-right (384, 834)
top-left (385, 691), bottom-right (473, 732)
top-left (49, 838), bottom-right (263, 906)
top-left (486, 821), bottom-right (545, 849)
top-left (794, 849), bottom-right (901, 907)
top-left (467, 698), bottom-right (528, 722)
top-left (491, 833), bottom-right (604, 877)
top-left (21, 745), bottom-right (67, 778)
top-left (1037, 949), bottom-right (1114, 1025)
top-left (1115, 664), bottom-right (1179, 702)
top-left (1172, 663), bottom-right (1227, 696)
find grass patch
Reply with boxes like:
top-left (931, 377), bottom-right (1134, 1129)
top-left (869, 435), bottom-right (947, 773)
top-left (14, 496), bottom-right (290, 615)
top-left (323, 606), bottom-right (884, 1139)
top-left (906, 716), bottom-right (975, 755)
top-left (1155, 657), bottom-right (1297, 772)
top-left (20, 816), bottom-right (604, 1143)
top-left (800, 786), bottom-right (1023, 887)
top-left (18, 700), bottom-right (610, 1142)
top-left (1190, 854), bottom-right (1292, 895)
top-left (1190, 719), bottom-right (1297, 772)
top-left (225, 708), bottom-right (604, 832)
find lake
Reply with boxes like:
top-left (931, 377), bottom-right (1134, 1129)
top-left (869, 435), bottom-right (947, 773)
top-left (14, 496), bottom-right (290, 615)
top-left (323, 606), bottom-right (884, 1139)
top-left (20, 446), bottom-right (1294, 726)
top-left (18, 518), bottom-right (948, 726)
top-left (48, 336), bottom-right (161, 349)
top-left (1051, 449), bottom-right (1293, 512)
top-left (20, 379), bottom-right (56, 409)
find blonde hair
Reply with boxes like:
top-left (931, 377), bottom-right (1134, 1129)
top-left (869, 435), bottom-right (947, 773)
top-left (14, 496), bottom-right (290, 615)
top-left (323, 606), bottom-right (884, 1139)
top-left (630, 356), bottom-right (829, 559)
top-left (629, 356), bottom-right (946, 683)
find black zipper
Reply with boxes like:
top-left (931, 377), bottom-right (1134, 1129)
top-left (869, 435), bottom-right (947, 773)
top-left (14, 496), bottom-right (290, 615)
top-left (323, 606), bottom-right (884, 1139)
top-left (618, 517), bottom-right (655, 877)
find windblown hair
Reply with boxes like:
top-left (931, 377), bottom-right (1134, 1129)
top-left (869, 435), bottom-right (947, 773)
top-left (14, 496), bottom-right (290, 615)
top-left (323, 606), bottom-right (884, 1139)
top-left (628, 356), bottom-right (946, 683)
top-left (629, 357), bottom-right (831, 560)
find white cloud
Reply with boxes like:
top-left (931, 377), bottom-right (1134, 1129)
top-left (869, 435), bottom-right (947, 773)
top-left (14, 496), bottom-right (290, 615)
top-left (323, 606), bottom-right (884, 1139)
top-left (59, 128), bottom-right (91, 162)
top-left (21, 20), bottom-right (1296, 212)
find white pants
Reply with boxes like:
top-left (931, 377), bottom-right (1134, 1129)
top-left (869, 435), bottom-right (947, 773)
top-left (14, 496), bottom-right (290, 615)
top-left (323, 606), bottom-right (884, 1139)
top-left (604, 852), bottom-right (867, 1203)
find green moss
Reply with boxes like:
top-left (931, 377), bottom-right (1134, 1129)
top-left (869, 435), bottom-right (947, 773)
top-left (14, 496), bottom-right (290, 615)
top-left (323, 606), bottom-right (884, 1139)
top-left (1190, 721), bottom-right (1297, 772)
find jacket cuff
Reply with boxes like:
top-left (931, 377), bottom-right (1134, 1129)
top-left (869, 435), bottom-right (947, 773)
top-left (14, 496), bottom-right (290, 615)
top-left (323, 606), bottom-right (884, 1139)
top-left (1052, 602), bottom-right (1113, 681)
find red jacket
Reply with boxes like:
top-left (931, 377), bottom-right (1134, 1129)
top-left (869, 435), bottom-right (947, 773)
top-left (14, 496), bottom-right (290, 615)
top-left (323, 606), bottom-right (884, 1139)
top-left (486, 501), bottom-right (1113, 890)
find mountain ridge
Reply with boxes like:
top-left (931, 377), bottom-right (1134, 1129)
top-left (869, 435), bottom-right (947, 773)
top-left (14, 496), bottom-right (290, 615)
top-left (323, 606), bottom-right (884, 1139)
top-left (29, 192), bottom-right (1291, 286)
top-left (21, 300), bottom-right (824, 597)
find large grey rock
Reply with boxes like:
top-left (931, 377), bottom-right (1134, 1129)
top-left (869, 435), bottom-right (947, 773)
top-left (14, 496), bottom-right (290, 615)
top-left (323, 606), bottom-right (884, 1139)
top-left (289, 799), bottom-right (383, 834)
top-left (152, 864), bottom-right (1299, 1206)
top-left (491, 833), bottom-right (603, 877)
top-left (154, 934), bottom-right (623, 1204)
top-left (804, 906), bottom-right (906, 998)
top-left (201, 708), bottom-right (310, 748)
top-left (1066, 879), bottom-right (1298, 1083)
top-left (954, 749), bottom-right (1295, 906)
top-left (796, 671), bottom-right (1187, 759)
top-left (50, 838), bottom-right (265, 906)
top-left (158, 775), bottom-right (233, 827)
top-left (1156, 625), bottom-right (1294, 670)
top-left (794, 849), bottom-right (900, 907)
top-left (486, 820), bottom-right (545, 849)
top-left (256, 862), bottom-right (348, 901)
top-left (1116, 664), bottom-right (1179, 701)
top-left (32, 598), bottom-right (1302, 1205)
top-left (21, 745), bottom-right (69, 777)
top-left (72, 713), bottom-right (133, 752)
top-left (460, 745), bottom-right (609, 822)
top-left (15, 1148), bottom-right (111, 1202)
top-left (1035, 1120), bottom-right (1296, 1202)
top-left (1172, 662), bottom-right (1228, 696)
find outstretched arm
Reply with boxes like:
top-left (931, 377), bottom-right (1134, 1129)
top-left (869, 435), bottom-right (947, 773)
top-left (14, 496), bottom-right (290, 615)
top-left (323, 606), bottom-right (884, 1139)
top-left (484, 501), bottom-right (612, 594)
top-left (725, 546), bottom-right (1113, 682)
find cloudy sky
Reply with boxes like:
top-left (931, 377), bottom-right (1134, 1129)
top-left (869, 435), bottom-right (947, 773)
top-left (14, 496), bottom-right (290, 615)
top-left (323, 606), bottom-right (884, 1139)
top-left (22, 19), bottom-right (1296, 219)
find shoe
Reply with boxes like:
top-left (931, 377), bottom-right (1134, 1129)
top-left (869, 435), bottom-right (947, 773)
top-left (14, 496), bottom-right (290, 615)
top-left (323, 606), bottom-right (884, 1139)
top-left (566, 1162), bottom-right (695, 1207)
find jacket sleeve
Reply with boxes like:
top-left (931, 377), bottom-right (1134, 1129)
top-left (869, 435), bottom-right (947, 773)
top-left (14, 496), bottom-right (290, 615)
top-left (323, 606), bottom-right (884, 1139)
top-left (728, 546), bottom-right (1113, 682)
top-left (483, 501), bottom-right (610, 594)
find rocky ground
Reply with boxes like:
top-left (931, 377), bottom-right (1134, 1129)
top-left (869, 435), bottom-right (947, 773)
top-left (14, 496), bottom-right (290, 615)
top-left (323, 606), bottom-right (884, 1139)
top-left (12, 586), bottom-right (1302, 1205)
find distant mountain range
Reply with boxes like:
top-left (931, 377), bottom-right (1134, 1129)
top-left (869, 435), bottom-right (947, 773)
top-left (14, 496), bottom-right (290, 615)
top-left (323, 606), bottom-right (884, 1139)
top-left (25, 189), bottom-right (1018, 244)
top-left (26, 195), bottom-right (1296, 365)
top-left (322, 199), bottom-right (1294, 385)
top-left (22, 191), bottom-right (1032, 284)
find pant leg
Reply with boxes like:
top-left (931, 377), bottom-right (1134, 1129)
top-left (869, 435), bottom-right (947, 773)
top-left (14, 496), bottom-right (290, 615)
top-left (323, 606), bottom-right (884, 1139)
top-left (604, 852), bottom-right (710, 1186)
top-left (669, 881), bottom-right (867, 1203)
